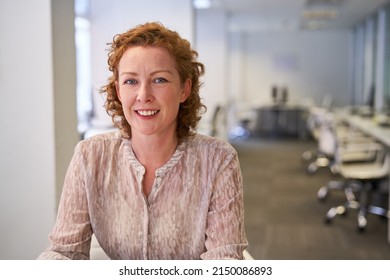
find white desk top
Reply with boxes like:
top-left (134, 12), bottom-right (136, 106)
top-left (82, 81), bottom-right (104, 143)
top-left (336, 111), bottom-right (390, 147)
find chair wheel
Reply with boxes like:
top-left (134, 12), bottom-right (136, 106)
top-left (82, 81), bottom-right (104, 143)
top-left (302, 151), bottom-right (313, 162)
top-left (317, 186), bottom-right (328, 201)
top-left (324, 210), bottom-right (336, 224)
top-left (357, 216), bottom-right (367, 232)
top-left (307, 163), bottom-right (318, 174)
top-left (329, 164), bottom-right (340, 175)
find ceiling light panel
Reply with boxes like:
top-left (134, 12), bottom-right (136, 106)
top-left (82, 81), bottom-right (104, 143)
top-left (305, 0), bottom-right (346, 7)
top-left (302, 9), bottom-right (339, 20)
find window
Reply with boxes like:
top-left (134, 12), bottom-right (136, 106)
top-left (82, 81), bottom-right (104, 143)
top-left (75, 0), bottom-right (93, 137)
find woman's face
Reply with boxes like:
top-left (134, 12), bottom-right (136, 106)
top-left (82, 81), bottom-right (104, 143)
top-left (116, 46), bottom-right (191, 140)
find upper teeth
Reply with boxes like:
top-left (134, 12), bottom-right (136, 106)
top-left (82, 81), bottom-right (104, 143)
top-left (138, 110), bottom-right (158, 116)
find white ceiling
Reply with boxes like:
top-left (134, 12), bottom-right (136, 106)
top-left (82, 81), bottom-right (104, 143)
top-left (197, 0), bottom-right (390, 32)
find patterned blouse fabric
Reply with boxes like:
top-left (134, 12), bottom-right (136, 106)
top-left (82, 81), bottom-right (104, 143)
top-left (38, 131), bottom-right (248, 260)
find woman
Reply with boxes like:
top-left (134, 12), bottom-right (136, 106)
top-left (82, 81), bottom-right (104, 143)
top-left (38, 22), bottom-right (248, 260)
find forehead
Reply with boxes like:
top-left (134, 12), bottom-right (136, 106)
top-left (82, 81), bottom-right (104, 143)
top-left (119, 46), bottom-right (176, 67)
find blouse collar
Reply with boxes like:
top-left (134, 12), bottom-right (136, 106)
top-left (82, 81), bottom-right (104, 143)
top-left (124, 138), bottom-right (186, 177)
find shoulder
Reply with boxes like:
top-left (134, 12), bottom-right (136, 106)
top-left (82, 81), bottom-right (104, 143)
top-left (82, 129), bottom-right (122, 143)
top-left (183, 134), bottom-right (241, 176)
top-left (75, 130), bottom-right (124, 154)
top-left (185, 133), bottom-right (238, 157)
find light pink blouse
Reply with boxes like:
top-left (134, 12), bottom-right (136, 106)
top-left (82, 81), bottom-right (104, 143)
top-left (38, 131), bottom-right (248, 260)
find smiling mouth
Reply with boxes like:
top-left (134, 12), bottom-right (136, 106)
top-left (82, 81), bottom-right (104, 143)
top-left (136, 110), bottom-right (159, 116)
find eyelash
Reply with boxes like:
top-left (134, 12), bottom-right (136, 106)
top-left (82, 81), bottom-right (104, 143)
top-left (124, 79), bottom-right (137, 85)
top-left (154, 77), bottom-right (168, 83)
top-left (123, 77), bottom-right (168, 85)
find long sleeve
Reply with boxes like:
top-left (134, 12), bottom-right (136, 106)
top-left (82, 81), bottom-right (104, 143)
top-left (37, 143), bottom-right (92, 260)
top-left (201, 147), bottom-right (248, 259)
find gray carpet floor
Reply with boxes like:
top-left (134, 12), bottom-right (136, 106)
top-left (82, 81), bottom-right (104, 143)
top-left (231, 137), bottom-right (390, 259)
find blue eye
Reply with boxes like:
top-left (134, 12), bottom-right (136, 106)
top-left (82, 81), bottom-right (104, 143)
top-left (154, 77), bottom-right (168, 83)
top-left (124, 79), bottom-right (137, 85)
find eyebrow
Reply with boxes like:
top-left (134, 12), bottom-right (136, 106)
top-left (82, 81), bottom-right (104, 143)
top-left (119, 70), bottom-right (173, 76)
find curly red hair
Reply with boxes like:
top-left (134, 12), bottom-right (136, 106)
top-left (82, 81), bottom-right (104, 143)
top-left (100, 22), bottom-right (206, 141)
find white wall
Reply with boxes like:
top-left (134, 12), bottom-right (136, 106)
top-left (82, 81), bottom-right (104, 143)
top-left (0, 0), bottom-right (78, 259)
top-left (195, 9), bottom-right (228, 133)
top-left (234, 30), bottom-right (352, 108)
top-left (195, 15), bottom-right (352, 136)
top-left (89, 0), bottom-right (194, 129)
top-left (52, 0), bottom-right (80, 205)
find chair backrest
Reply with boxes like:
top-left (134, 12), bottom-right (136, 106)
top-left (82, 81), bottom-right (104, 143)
top-left (318, 113), bottom-right (338, 156)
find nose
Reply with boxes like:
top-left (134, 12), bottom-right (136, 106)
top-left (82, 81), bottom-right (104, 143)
top-left (137, 82), bottom-right (153, 103)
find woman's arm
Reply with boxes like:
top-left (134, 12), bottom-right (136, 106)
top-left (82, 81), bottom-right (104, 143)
top-left (201, 148), bottom-right (248, 259)
top-left (37, 143), bottom-right (93, 260)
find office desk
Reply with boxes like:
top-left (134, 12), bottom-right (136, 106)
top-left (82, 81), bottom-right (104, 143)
top-left (253, 105), bottom-right (307, 138)
top-left (336, 110), bottom-right (390, 242)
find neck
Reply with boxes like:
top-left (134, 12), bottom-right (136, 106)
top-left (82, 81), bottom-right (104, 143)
top-left (131, 134), bottom-right (178, 169)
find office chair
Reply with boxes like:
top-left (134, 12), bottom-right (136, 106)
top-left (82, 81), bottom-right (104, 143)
top-left (312, 111), bottom-right (380, 201)
top-left (304, 110), bottom-right (376, 175)
top-left (316, 139), bottom-right (380, 201)
top-left (324, 143), bottom-right (389, 231)
top-left (301, 107), bottom-right (327, 164)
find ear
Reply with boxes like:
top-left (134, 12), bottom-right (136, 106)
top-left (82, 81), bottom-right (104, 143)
top-left (180, 79), bottom-right (191, 103)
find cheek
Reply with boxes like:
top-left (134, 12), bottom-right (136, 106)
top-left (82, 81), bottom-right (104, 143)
top-left (119, 91), bottom-right (135, 106)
